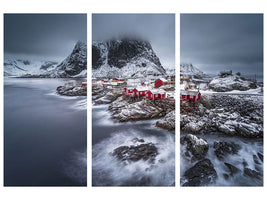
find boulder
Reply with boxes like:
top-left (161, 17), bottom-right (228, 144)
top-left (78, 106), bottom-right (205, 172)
top-left (213, 141), bottom-right (241, 160)
top-left (183, 159), bottom-right (217, 186)
top-left (257, 152), bottom-right (263, 162)
top-left (181, 134), bottom-right (209, 161)
top-left (156, 110), bottom-right (175, 130)
top-left (112, 142), bottom-right (158, 164)
top-left (224, 162), bottom-right (241, 175)
top-left (57, 85), bottom-right (87, 96)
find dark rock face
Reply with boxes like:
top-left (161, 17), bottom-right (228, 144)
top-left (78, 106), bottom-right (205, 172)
top-left (40, 61), bottom-right (58, 70)
top-left (253, 154), bottom-right (261, 165)
top-left (213, 141), bottom-right (241, 160)
top-left (181, 134), bottom-right (209, 161)
top-left (57, 86), bottom-right (87, 96)
top-left (112, 143), bottom-right (158, 164)
top-left (55, 41), bottom-right (87, 77)
top-left (243, 168), bottom-right (262, 185)
top-left (257, 152), bottom-right (263, 162)
top-left (92, 45), bottom-right (103, 69)
top-left (92, 38), bottom-right (166, 74)
top-left (183, 159), bottom-right (217, 186)
top-left (224, 162), bottom-right (241, 175)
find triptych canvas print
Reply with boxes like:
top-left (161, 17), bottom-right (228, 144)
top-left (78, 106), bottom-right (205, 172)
top-left (3, 13), bottom-right (263, 187)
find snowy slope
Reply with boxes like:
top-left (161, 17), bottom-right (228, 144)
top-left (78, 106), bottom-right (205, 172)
top-left (180, 63), bottom-right (205, 77)
top-left (92, 38), bottom-right (166, 78)
top-left (4, 59), bottom-right (58, 77)
top-left (48, 41), bottom-right (87, 78)
top-left (4, 41), bottom-right (87, 78)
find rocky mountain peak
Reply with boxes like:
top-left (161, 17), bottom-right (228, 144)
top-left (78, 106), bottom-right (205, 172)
top-left (92, 37), bottom-right (166, 77)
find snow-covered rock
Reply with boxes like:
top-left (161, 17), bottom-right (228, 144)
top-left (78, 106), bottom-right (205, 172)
top-left (110, 99), bottom-right (163, 122)
top-left (180, 94), bottom-right (263, 137)
top-left (92, 38), bottom-right (166, 78)
top-left (156, 110), bottom-right (175, 130)
top-left (181, 134), bottom-right (209, 161)
top-left (57, 84), bottom-right (87, 96)
top-left (209, 75), bottom-right (257, 92)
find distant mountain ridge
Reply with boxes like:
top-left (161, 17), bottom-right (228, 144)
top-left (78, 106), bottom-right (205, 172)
top-left (92, 38), bottom-right (166, 78)
top-left (180, 63), bottom-right (206, 77)
top-left (4, 41), bottom-right (87, 78)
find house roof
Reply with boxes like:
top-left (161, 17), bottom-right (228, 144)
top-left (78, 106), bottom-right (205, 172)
top-left (158, 78), bottom-right (168, 82)
top-left (149, 89), bottom-right (166, 94)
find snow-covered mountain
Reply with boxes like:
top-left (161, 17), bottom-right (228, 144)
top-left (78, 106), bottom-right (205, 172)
top-left (92, 38), bottom-right (166, 78)
top-left (165, 68), bottom-right (175, 76)
top-left (4, 41), bottom-right (87, 78)
top-left (49, 41), bottom-right (87, 78)
top-left (180, 63), bottom-right (206, 78)
top-left (4, 59), bottom-right (58, 77)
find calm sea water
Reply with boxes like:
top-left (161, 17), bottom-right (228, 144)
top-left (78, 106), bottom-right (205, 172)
top-left (4, 78), bottom-right (87, 186)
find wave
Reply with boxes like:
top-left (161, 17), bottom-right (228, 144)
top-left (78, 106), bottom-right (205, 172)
top-left (92, 129), bottom-right (175, 186)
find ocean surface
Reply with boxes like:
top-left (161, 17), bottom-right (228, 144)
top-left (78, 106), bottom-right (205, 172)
top-left (4, 78), bottom-right (87, 186)
top-left (92, 104), bottom-right (175, 186)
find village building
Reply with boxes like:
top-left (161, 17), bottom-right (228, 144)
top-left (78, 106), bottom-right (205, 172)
top-left (180, 90), bottom-right (201, 101)
top-left (146, 89), bottom-right (166, 100)
top-left (133, 87), bottom-right (149, 97)
top-left (154, 78), bottom-right (168, 87)
top-left (81, 81), bottom-right (87, 89)
top-left (123, 87), bottom-right (135, 96)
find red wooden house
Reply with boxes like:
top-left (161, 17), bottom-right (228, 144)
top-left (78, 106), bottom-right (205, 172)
top-left (146, 89), bottom-right (166, 100)
top-left (102, 79), bottom-right (109, 83)
top-left (123, 87), bottom-right (135, 96)
top-left (133, 87), bottom-right (148, 97)
top-left (154, 78), bottom-right (168, 87)
top-left (180, 90), bottom-right (201, 101)
top-left (81, 82), bottom-right (87, 88)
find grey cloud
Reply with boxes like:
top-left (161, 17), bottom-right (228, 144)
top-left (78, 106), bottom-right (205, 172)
top-left (4, 14), bottom-right (87, 59)
top-left (181, 14), bottom-right (263, 76)
top-left (92, 14), bottom-right (175, 68)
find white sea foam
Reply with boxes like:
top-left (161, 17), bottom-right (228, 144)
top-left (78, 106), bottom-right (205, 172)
top-left (180, 134), bottom-right (263, 186)
top-left (62, 150), bottom-right (87, 185)
top-left (92, 129), bottom-right (175, 186)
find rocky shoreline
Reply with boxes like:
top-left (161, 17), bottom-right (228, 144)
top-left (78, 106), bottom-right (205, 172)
top-left (180, 92), bottom-right (263, 186)
top-left (181, 133), bottom-right (263, 186)
top-left (57, 85), bottom-right (87, 96)
top-left (92, 87), bottom-right (175, 130)
top-left (181, 94), bottom-right (263, 138)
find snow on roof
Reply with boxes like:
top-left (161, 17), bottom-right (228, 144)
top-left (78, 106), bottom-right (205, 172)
top-left (159, 78), bottom-right (168, 82)
top-left (135, 86), bottom-right (149, 91)
top-left (150, 89), bottom-right (166, 94)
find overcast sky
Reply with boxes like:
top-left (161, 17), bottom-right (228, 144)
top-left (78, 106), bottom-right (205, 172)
top-left (181, 14), bottom-right (263, 78)
top-left (92, 14), bottom-right (175, 69)
top-left (4, 14), bottom-right (86, 61)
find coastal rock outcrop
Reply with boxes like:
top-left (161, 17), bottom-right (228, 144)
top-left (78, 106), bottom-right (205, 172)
top-left (112, 142), bottom-right (158, 164)
top-left (183, 159), bottom-right (217, 186)
top-left (156, 110), bottom-right (175, 130)
top-left (181, 134), bottom-right (209, 161)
